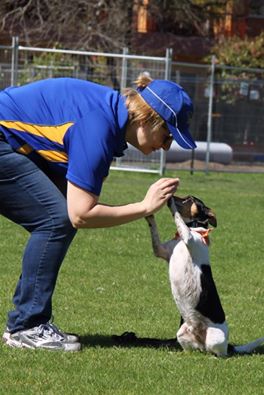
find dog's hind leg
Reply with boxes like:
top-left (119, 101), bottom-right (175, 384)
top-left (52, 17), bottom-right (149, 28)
top-left (179, 316), bottom-right (184, 329)
top-left (177, 323), bottom-right (205, 352)
top-left (145, 215), bottom-right (170, 262)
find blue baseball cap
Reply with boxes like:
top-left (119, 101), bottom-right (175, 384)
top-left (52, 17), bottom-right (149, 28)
top-left (137, 80), bottom-right (196, 149)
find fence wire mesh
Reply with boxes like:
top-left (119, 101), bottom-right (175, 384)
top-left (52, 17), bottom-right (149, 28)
top-left (0, 39), bottom-right (263, 174)
top-left (0, 44), bottom-right (14, 89)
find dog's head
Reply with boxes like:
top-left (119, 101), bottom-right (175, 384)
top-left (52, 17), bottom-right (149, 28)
top-left (167, 195), bottom-right (217, 228)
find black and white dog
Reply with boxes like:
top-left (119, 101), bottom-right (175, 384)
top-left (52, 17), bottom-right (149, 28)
top-left (146, 195), bottom-right (264, 357)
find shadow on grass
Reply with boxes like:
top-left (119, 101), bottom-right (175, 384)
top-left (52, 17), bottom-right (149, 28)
top-left (80, 332), bottom-right (264, 356)
top-left (80, 331), bottom-right (181, 350)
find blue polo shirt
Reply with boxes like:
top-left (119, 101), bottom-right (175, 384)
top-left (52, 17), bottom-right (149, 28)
top-left (0, 78), bottom-right (128, 195)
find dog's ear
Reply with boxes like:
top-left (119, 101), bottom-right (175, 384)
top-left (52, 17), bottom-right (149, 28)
top-left (207, 210), bottom-right (217, 227)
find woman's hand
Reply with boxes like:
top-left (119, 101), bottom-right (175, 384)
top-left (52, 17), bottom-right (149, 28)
top-left (142, 177), bottom-right (180, 215)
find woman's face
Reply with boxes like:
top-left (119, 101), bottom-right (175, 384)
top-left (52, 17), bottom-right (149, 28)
top-left (136, 123), bottom-right (173, 155)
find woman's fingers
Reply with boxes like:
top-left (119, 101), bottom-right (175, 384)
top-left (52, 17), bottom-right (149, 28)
top-left (143, 177), bottom-right (180, 215)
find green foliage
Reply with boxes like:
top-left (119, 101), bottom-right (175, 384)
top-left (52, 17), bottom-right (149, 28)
top-left (204, 33), bottom-right (264, 104)
top-left (18, 49), bottom-right (78, 86)
top-left (209, 33), bottom-right (264, 69)
top-left (17, 50), bottom-right (117, 88)
top-left (0, 170), bottom-right (264, 394)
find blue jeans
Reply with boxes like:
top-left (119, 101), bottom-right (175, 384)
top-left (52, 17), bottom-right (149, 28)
top-left (0, 140), bottom-right (76, 333)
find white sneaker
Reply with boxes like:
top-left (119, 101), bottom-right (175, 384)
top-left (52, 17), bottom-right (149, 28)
top-left (3, 320), bottom-right (79, 343)
top-left (3, 323), bottom-right (81, 351)
top-left (47, 321), bottom-right (80, 343)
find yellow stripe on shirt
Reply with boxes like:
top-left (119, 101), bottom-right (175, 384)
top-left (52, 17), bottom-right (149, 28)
top-left (37, 150), bottom-right (68, 163)
top-left (0, 120), bottom-right (74, 145)
top-left (17, 144), bottom-right (33, 155)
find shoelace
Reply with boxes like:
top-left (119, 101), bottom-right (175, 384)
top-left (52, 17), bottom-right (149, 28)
top-left (37, 323), bottom-right (64, 340)
top-left (48, 316), bottom-right (66, 338)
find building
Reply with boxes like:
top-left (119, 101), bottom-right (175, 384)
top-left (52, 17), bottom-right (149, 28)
top-left (133, 0), bottom-right (264, 62)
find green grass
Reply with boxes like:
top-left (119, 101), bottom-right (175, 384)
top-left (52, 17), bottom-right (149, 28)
top-left (0, 170), bottom-right (264, 394)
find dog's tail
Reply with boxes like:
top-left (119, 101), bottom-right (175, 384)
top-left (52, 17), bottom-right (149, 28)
top-left (228, 337), bottom-right (264, 355)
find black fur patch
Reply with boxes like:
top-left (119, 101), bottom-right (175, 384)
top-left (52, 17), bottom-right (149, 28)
top-left (227, 343), bottom-right (236, 355)
top-left (195, 265), bottom-right (225, 323)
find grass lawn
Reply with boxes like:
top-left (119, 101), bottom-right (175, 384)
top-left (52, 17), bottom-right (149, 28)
top-left (0, 169), bottom-right (263, 394)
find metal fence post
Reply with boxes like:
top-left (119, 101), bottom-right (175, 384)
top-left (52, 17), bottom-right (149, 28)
top-left (121, 47), bottom-right (128, 91)
top-left (116, 47), bottom-right (129, 168)
top-left (160, 48), bottom-right (173, 175)
top-left (165, 48), bottom-right (172, 80)
top-left (11, 36), bottom-right (19, 86)
top-left (205, 55), bottom-right (216, 174)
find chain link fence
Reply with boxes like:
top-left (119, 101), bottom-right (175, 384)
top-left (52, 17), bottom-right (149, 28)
top-left (0, 37), bottom-right (263, 174)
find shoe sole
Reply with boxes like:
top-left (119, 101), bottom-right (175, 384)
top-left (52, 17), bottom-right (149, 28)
top-left (3, 330), bottom-right (79, 344)
top-left (3, 334), bottom-right (81, 351)
top-left (3, 335), bottom-right (33, 349)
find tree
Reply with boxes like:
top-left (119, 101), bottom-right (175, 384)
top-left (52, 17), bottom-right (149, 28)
top-left (205, 32), bottom-right (264, 104)
top-left (0, 0), bottom-right (231, 51)
top-left (146, 0), bottom-right (229, 37)
top-left (208, 32), bottom-right (264, 69)
top-left (0, 0), bottom-right (133, 52)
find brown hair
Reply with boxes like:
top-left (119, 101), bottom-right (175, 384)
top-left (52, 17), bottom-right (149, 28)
top-left (122, 73), bottom-right (166, 131)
